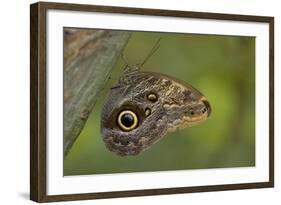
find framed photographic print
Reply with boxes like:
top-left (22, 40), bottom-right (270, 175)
top-left (30, 1), bottom-right (274, 202)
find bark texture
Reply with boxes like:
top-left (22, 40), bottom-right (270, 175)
top-left (63, 28), bottom-right (131, 157)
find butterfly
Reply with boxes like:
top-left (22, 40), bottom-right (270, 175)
top-left (101, 39), bottom-right (211, 156)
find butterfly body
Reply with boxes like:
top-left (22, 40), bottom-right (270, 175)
top-left (101, 65), bottom-right (211, 156)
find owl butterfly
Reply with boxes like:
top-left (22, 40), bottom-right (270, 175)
top-left (101, 39), bottom-right (211, 156)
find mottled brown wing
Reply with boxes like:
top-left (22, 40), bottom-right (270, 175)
top-left (101, 71), bottom-right (211, 156)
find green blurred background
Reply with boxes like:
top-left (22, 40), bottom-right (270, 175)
top-left (64, 31), bottom-right (255, 176)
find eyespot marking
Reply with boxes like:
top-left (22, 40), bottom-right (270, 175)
top-left (117, 110), bottom-right (138, 131)
top-left (147, 93), bottom-right (158, 102)
top-left (145, 108), bottom-right (151, 116)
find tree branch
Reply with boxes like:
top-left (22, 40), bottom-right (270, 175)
top-left (63, 28), bottom-right (131, 157)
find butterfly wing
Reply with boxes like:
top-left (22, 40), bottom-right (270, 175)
top-left (101, 71), bottom-right (211, 156)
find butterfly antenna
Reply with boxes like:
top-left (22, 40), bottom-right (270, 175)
top-left (120, 52), bottom-right (130, 67)
top-left (140, 38), bottom-right (162, 67)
